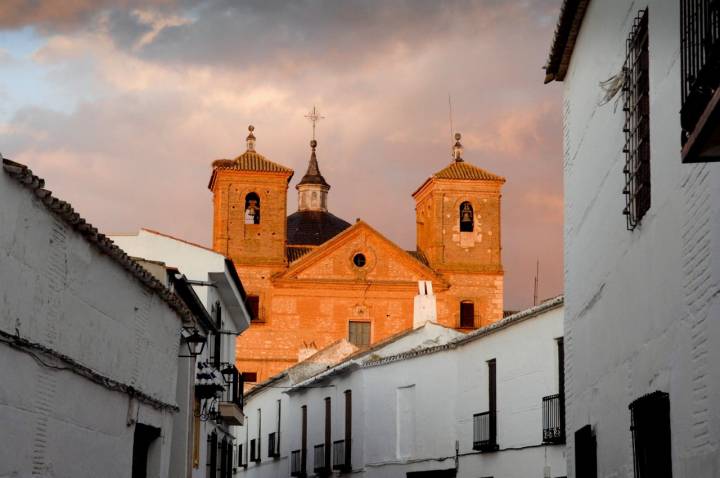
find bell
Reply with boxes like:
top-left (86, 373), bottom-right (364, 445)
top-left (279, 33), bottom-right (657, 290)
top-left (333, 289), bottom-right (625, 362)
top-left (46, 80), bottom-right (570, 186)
top-left (461, 204), bottom-right (473, 222)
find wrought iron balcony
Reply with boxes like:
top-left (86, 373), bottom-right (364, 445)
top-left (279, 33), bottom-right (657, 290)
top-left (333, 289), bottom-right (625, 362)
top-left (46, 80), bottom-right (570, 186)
top-left (267, 432), bottom-right (279, 458)
top-left (290, 449), bottom-right (305, 477)
top-left (542, 393), bottom-right (566, 444)
top-left (218, 365), bottom-right (244, 425)
top-left (472, 411), bottom-right (498, 452)
top-left (332, 439), bottom-right (351, 472)
top-left (313, 443), bottom-right (329, 474)
top-left (681, 0), bottom-right (720, 162)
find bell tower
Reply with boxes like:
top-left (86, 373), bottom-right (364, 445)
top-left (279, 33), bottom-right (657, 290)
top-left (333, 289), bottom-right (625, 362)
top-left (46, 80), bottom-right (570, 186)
top-left (209, 125), bottom-right (294, 267)
top-left (412, 133), bottom-right (505, 326)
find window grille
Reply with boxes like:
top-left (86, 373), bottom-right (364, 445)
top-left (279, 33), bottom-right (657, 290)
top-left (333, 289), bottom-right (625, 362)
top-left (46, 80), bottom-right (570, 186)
top-left (623, 8), bottom-right (651, 230)
top-left (629, 391), bottom-right (672, 478)
top-left (681, 0), bottom-right (720, 162)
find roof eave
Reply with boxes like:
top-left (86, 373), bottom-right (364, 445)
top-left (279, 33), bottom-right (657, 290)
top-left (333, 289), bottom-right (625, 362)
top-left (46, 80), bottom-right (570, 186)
top-left (543, 0), bottom-right (591, 84)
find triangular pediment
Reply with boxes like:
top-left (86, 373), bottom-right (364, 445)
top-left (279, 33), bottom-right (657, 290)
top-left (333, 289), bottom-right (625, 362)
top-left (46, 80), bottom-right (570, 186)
top-left (274, 221), bottom-right (447, 287)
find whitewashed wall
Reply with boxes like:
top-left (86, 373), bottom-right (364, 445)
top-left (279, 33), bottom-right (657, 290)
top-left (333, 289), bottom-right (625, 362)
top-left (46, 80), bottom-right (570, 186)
top-left (0, 170), bottom-right (181, 477)
top-left (561, 1), bottom-right (720, 476)
top-left (110, 229), bottom-right (251, 478)
top-left (236, 305), bottom-right (564, 478)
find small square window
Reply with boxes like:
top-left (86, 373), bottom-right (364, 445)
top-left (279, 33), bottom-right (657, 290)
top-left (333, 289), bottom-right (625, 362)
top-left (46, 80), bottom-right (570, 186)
top-left (348, 321), bottom-right (371, 348)
top-left (243, 372), bottom-right (258, 383)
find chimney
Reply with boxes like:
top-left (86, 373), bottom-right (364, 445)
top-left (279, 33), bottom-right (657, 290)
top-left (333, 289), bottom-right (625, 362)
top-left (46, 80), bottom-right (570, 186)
top-left (413, 280), bottom-right (437, 328)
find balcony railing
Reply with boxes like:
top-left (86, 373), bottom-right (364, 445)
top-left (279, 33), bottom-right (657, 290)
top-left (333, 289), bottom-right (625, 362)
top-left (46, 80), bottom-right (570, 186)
top-left (267, 432), bottom-right (279, 458)
top-left (681, 0), bottom-right (720, 162)
top-left (332, 439), bottom-right (351, 472)
top-left (472, 411), bottom-right (498, 452)
top-left (542, 393), bottom-right (566, 444)
top-left (290, 449), bottom-right (305, 477)
top-left (218, 365), bottom-right (244, 425)
top-left (313, 444), bottom-right (328, 474)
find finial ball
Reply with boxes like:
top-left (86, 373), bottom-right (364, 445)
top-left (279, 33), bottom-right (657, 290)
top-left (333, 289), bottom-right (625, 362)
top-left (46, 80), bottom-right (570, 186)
top-left (248, 125), bottom-right (255, 132)
top-left (454, 132), bottom-right (461, 141)
top-left (310, 139), bottom-right (317, 148)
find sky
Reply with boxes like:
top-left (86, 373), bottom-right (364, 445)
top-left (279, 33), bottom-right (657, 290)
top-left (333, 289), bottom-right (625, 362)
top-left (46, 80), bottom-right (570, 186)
top-left (0, 0), bottom-right (564, 310)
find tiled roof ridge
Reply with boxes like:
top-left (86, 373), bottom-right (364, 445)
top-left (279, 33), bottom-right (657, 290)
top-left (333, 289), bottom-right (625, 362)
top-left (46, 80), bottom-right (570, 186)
top-left (2, 157), bottom-right (197, 325)
top-left (362, 296), bottom-right (564, 368)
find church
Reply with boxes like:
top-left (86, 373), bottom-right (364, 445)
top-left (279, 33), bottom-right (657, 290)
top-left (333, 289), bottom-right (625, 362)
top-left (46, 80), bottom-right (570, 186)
top-left (209, 125), bottom-right (505, 385)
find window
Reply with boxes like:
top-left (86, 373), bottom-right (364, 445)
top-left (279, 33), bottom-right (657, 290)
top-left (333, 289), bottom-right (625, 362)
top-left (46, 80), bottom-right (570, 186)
top-left (352, 253), bottom-right (366, 268)
top-left (324, 397), bottom-right (332, 471)
top-left (473, 359), bottom-right (498, 452)
top-left (211, 302), bottom-right (222, 368)
top-left (132, 423), bottom-right (161, 478)
top-left (623, 8), bottom-right (650, 230)
top-left (460, 301), bottom-right (475, 328)
top-left (680, 0), bottom-right (720, 162)
top-left (245, 192), bottom-right (260, 224)
top-left (207, 432), bottom-right (218, 478)
top-left (249, 439), bottom-right (257, 462)
top-left (460, 201), bottom-right (474, 232)
top-left (246, 295), bottom-right (260, 322)
top-left (574, 425), bottom-right (597, 478)
top-left (348, 321), bottom-right (371, 348)
top-left (243, 372), bottom-right (258, 383)
top-left (629, 391), bottom-right (672, 478)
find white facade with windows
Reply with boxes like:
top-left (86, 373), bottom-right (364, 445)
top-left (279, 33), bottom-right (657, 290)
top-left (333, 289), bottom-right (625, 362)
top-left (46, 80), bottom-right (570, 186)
top-left (110, 228), bottom-right (252, 478)
top-left (236, 299), bottom-right (565, 478)
top-left (0, 158), bottom-right (188, 478)
top-left (546, 1), bottom-right (720, 476)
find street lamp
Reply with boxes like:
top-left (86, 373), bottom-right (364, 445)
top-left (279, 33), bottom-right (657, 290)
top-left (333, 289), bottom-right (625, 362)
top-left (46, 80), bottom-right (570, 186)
top-left (180, 328), bottom-right (207, 358)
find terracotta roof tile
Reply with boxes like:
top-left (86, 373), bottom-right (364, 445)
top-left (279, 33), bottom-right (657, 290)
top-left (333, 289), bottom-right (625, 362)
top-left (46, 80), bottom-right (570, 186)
top-left (543, 0), bottom-right (591, 83)
top-left (2, 157), bottom-right (196, 326)
top-left (212, 151), bottom-right (293, 174)
top-left (286, 245), bottom-right (314, 263)
top-left (433, 161), bottom-right (505, 182)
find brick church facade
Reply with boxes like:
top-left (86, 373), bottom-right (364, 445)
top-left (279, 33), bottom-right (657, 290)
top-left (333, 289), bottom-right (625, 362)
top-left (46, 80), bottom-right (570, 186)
top-left (209, 126), bottom-right (505, 384)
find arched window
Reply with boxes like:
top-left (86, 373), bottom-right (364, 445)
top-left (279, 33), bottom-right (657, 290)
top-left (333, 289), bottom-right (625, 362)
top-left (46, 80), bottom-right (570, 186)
top-left (460, 201), bottom-right (474, 232)
top-left (244, 192), bottom-right (260, 224)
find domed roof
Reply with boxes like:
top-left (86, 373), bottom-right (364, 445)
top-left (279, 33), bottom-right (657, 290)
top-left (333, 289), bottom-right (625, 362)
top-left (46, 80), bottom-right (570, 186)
top-left (286, 210), bottom-right (351, 246)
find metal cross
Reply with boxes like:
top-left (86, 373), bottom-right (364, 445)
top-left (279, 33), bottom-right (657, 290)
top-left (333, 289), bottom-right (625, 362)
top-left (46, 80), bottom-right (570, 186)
top-left (304, 105), bottom-right (325, 141)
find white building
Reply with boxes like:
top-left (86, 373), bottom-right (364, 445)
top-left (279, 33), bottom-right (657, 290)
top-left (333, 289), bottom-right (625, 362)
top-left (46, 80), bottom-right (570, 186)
top-left (110, 228), bottom-right (252, 478)
top-left (237, 296), bottom-right (565, 478)
top-left (545, 1), bottom-right (720, 477)
top-left (0, 157), bottom-right (195, 477)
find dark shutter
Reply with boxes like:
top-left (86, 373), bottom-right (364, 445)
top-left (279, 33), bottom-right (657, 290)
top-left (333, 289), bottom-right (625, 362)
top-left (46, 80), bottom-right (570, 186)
top-left (344, 390), bottom-right (352, 469)
top-left (213, 302), bottom-right (222, 368)
top-left (301, 405), bottom-right (308, 474)
top-left (630, 391), bottom-right (672, 478)
top-left (488, 359), bottom-right (497, 446)
top-left (460, 302), bottom-right (475, 328)
top-left (348, 322), bottom-right (371, 348)
top-left (208, 433), bottom-right (218, 478)
top-left (557, 338), bottom-right (565, 440)
top-left (575, 425), bottom-right (597, 478)
top-left (325, 397), bottom-right (332, 470)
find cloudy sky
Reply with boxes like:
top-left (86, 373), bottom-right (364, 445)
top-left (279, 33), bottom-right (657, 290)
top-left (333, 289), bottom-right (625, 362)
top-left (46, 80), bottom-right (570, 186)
top-left (1, 0), bottom-right (564, 310)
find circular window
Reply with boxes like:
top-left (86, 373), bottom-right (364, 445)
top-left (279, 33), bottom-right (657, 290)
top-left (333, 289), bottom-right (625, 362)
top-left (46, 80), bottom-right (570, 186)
top-left (353, 253), bottom-right (367, 268)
